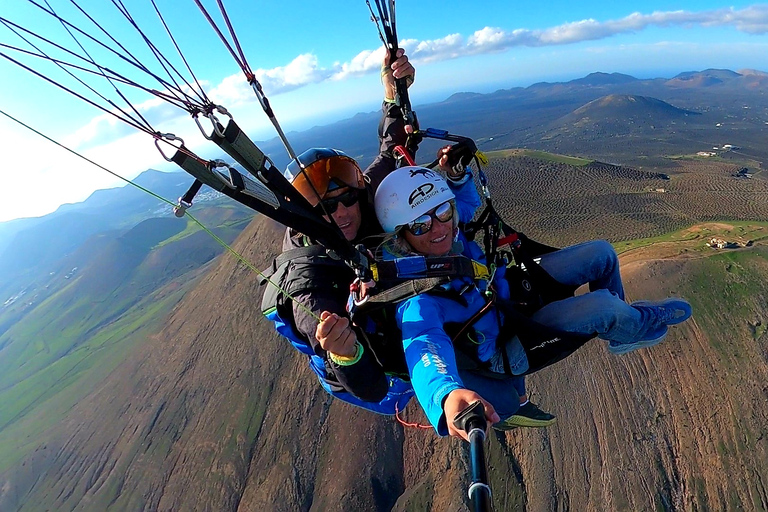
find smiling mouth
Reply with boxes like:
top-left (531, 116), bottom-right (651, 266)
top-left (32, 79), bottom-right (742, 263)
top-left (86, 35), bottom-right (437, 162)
top-left (431, 234), bottom-right (448, 243)
top-left (338, 221), bottom-right (352, 229)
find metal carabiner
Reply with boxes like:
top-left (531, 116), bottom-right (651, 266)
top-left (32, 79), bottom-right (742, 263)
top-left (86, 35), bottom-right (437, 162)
top-left (154, 133), bottom-right (184, 162)
top-left (351, 277), bottom-right (373, 307)
top-left (193, 105), bottom-right (232, 140)
top-left (208, 160), bottom-right (237, 190)
top-left (173, 198), bottom-right (193, 218)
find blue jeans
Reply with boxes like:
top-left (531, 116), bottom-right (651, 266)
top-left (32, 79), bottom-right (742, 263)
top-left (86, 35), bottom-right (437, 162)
top-left (459, 370), bottom-right (526, 420)
top-left (464, 240), bottom-right (641, 420)
top-left (531, 239), bottom-right (662, 343)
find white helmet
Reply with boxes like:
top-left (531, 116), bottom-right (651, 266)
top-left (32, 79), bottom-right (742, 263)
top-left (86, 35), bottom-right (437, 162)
top-left (375, 166), bottom-right (455, 233)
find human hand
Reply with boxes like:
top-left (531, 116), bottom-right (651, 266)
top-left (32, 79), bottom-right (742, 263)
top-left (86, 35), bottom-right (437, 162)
top-left (316, 311), bottom-right (358, 357)
top-left (443, 388), bottom-right (500, 442)
top-left (382, 48), bottom-right (415, 101)
top-left (436, 145), bottom-right (467, 181)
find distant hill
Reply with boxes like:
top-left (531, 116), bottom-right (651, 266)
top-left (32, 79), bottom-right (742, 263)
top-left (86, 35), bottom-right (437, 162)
top-left (566, 94), bottom-right (697, 121)
top-left (0, 169), bottom-right (250, 301)
top-left (567, 71), bottom-right (639, 86)
top-left (251, 67), bottom-right (768, 171)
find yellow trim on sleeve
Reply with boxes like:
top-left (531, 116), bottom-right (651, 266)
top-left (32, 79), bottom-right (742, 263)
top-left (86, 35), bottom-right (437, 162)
top-left (329, 342), bottom-right (364, 366)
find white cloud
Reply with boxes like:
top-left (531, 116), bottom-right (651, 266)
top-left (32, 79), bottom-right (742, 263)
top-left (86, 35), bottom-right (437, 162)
top-left (198, 5), bottom-right (768, 99)
top-left (208, 72), bottom-right (252, 106)
top-left (409, 33), bottom-right (465, 61)
top-left (63, 95), bottom-right (195, 151)
top-left (332, 47), bottom-right (385, 80)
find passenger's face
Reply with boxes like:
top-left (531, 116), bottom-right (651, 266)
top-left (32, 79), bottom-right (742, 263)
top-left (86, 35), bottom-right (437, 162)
top-left (402, 202), bottom-right (455, 256)
top-left (319, 187), bottom-right (362, 241)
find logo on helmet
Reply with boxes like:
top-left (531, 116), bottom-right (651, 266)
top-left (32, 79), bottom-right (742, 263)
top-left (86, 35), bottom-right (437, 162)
top-left (408, 183), bottom-right (435, 205)
top-left (409, 168), bottom-right (436, 178)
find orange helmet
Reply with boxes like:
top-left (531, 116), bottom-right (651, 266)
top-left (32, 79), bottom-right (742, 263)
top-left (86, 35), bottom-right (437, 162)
top-left (284, 148), bottom-right (364, 207)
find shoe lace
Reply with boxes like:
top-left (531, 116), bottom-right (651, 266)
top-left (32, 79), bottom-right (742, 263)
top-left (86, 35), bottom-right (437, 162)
top-left (657, 305), bottom-right (684, 323)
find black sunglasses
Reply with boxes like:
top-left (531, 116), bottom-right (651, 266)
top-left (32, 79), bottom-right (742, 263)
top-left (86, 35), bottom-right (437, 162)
top-left (316, 188), bottom-right (360, 215)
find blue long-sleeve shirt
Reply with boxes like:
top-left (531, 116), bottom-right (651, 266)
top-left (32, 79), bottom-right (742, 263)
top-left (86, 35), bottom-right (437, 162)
top-left (384, 172), bottom-right (508, 434)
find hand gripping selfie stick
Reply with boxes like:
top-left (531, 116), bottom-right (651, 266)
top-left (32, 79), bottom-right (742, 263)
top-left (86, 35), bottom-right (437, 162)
top-left (453, 400), bottom-right (492, 512)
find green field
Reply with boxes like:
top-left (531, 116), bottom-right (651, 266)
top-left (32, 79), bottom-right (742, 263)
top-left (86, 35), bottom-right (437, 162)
top-left (487, 148), bottom-right (593, 166)
top-left (613, 221), bottom-right (768, 255)
top-left (0, 214), bottom-right (241, 473)
top-left (0, 281), bottom-right (192, 473)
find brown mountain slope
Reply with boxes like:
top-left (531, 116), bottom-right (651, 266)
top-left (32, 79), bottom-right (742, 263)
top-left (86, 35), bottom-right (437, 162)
top-left (510, 244), bottom-right (768, 510)
top-left (1, 216), bottom-right (412, 511)
top-left (3, 216), bottom-right (768, 510)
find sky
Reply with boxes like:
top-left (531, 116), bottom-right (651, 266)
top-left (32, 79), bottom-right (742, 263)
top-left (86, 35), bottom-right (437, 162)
top-left (0, 1), bottom-right (766, 223)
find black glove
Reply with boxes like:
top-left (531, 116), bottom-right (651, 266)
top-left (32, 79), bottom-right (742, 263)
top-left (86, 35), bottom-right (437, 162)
top-left (446, 143), bottom-right (474, 181)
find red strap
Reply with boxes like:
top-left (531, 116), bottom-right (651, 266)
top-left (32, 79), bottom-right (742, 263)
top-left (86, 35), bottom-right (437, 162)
top-left (395, 402), bottom-right (432, 430)
top-left (498, 232), bottom-right (519, 247)
top-left (393, 145), bottom-right (416, 166)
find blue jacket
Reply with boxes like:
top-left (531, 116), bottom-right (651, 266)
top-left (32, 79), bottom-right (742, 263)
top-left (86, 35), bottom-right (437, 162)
top-left (384, 172), bottom-right (512, 434)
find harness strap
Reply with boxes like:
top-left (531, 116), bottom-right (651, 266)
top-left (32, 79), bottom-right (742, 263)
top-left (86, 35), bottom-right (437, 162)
top-left (363, 277), bottom-right (450, 307)
top-left (272, 245), bottom-right (329, 268)
top-left (450, 291), bottom-right (495, 344)
top-left (372, 255), bottom-right (488, 282)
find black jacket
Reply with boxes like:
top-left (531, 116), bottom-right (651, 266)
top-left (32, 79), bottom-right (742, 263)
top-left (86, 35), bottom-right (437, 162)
top-left (282, 101), bottom-right (409, 402)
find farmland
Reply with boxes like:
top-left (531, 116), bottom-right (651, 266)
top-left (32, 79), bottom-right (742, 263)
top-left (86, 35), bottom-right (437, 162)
top-left (482, 152), bottom-right (768, 247)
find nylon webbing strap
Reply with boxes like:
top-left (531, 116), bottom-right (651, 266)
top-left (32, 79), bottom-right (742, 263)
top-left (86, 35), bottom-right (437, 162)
top-left (207, 118), bottom-right (314, 211)
top-left (180, 179), bottom-right (203, 204)
top-left (211, 118), bottom-right (267, 177)
top-left (364, 277), bottom-right (449, 306)
top-left (372, 255), bottom-right (488, 282)
top-left (171, 148), bottom-right (280, 208)
top-left (273, 245), bottom-right (331, 268)
top-left (171, 149), bottom-right (229, 193)
top-left (171, 147), bottom-right (361, 263)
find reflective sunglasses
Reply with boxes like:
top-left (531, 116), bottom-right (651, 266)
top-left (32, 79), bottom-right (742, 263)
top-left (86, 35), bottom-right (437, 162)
top-left (405, 201), bottom-right (455, 236)
top-left (286, 153), bottom-right (364, 207)
top-left (315, 188), bottom-right (360, 215)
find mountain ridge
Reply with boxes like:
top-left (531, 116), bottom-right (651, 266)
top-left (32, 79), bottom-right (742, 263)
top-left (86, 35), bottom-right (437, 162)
top-left (1, 66), bottom-right (767, 510)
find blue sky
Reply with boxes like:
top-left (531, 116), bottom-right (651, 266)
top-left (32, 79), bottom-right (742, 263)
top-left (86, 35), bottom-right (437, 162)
top-left (0, 1), bottom-right (766, 222)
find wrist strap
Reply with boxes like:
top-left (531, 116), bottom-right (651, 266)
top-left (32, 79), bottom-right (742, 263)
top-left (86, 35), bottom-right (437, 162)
top-left (329, 341), bottom-right (364, 366)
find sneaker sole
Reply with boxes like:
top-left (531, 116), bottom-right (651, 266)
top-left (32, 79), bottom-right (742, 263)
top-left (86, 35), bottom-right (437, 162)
top-left (496, 416), bottom-right (557, 429)
top-left (608, 331), bottom-right (667, 355)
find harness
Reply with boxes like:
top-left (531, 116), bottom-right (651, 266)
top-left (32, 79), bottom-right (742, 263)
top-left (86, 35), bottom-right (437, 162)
top-left (259, 244), bottom-right (414, 415)
top-left (260, 242), bottom-right (492, 414)
top-left (447, 225), bottom-right (596, 377)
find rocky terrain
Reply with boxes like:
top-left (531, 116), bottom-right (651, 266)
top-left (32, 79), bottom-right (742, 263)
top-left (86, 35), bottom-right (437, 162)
top-left (2, 67), bottom-right (768, 509)
top-left (2, 213), bottom-right (767, 511)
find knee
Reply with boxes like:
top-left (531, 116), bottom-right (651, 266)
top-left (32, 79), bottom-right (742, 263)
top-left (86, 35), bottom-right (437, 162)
top-left (593, 239), bottom-right (616, 256)
top-left (582, 288), bottom-right (621, 310)
top-left (592, 239), bottom-right (618, 265)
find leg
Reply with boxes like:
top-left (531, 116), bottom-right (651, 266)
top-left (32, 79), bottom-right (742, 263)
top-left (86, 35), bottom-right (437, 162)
top-left (531, 289), bottom-right (657, 343)
top-left (512, 376), bottom-right (526, 399)
top-left (458, 370), bottom-right (521, 421)
top-left (503, 376), bottom-right (557, 429)
top-left (537, 240), bottom-right (625, 299)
